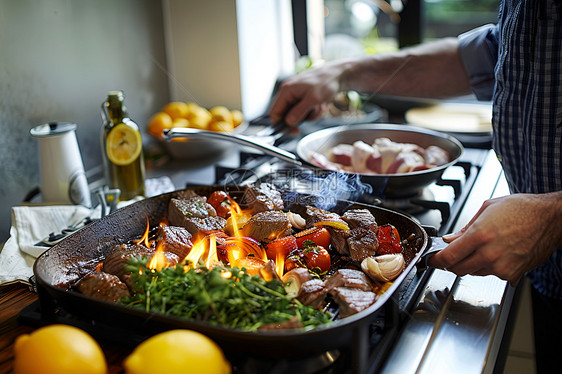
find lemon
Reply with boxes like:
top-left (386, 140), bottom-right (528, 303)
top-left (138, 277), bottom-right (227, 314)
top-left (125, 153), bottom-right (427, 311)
top-left (189, 113), bottom-right (212, 130)
top-left (13, 324), bottom-right (107, 374)
top-left (209, 106), bottom-right (233, 125)
top-left (172, 117), bottom-right (190, 128)
top-left (185, 101), bottom-right (203, 114)
top-left (162, 101), bottom-right (189, 120)
top-left (147, 112), bottom-right (173, 137)
top-left (186, 105), bottom-right (212, 128)
top-left (209, 120), bottom-right (234, 132)
top-left (123, 330), bottom-right (231, 374)
top-left (106, 123), bottom-right (143, 166)
top-left (230, 109), bottom-right (244, 127)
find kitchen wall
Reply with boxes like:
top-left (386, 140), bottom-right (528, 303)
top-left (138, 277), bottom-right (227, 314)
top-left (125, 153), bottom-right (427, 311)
top-left (0, 0), bottom-right (170, 242)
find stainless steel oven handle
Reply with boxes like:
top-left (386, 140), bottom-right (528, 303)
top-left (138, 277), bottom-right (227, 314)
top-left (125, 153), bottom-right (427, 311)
top-left (163, 128), bottom-right (302, 166)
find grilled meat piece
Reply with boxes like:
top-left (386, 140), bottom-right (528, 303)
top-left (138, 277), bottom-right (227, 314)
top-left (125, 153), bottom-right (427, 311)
top-left (157, 225), bottom-right (193, 260)
top-left (244, 183), bottom-right (284, 214)
top-left (77, 271), bottom-right (130, 302)
top-left (103, 243), bottom-right (153, 281)
top-left (328, 227), bottom-right (351, 256)
top-left (297, 279), bottom-right (328, 309)
top-left (347, 227), bottom-right (379, 262)
top-left (328, 210), bottom-right (378, 260)
top-left (103, 243), bottom-right (180, 289)
top-left (174, 189), bottom-right (198, 200)
top-left (342, 209), bottom-right (378, 231)
top-left (241, 211), bottom-right (291, 242)
top-left (329, 287), bottom-right (377, 317)
top-left (168, 197), bottom-right (226, 235)
top-left (325, 268), bottom-right (374, 292)
top-left (293, 205), bottom-right (346, 229)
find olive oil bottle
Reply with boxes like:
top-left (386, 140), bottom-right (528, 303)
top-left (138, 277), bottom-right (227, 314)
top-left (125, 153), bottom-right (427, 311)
top-left (100, 90), bottom-right (146, 200)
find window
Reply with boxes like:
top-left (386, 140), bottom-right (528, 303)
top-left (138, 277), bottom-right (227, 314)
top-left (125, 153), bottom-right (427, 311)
top-left (321, 0), bottom-right (499, 59)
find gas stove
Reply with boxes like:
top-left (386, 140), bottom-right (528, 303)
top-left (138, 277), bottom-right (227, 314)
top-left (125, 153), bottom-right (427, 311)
top-left (20, 120), bottom-right (515, 374)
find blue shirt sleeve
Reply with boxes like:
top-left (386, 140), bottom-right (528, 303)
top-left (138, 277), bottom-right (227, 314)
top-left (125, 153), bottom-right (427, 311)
top-left (458, 24), bottom-right (499, 101)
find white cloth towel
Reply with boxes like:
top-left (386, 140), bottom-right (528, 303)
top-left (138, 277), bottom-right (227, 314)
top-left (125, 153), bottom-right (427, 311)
top-left (0, 205), bottom-right (100, 286)
top-left (0, 176), bottom-right (176, 286)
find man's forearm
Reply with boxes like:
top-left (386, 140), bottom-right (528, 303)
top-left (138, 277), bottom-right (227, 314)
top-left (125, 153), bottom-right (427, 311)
top-left (338, 38), bottom-right (472, 99)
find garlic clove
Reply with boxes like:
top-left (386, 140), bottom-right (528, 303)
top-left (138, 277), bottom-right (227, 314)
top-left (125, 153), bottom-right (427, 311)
top-left (287, 211), bottom-right (306, 230)
top-left (361, 253), bottom-right (405, 282)
top-left (282, 267), bottom-right (313, 298)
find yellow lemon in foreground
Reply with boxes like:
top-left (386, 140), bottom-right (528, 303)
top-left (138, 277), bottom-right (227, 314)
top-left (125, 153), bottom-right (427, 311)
top-left (13, 324), bottom-right (107, 374)
top-left (124, 330), bottom-right (231, 374)
top-left (106, 123), bottom-right (143, 166)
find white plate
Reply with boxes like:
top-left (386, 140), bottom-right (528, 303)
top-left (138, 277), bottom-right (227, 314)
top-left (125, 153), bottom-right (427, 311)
top-left (405, 103), bottom-right (492, 134)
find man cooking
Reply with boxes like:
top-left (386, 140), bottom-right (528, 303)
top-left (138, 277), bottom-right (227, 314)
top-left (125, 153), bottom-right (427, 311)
top-left (269, 1), bottom-right (562, 373)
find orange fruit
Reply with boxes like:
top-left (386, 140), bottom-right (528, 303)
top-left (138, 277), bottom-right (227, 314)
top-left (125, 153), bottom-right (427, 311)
top-left (147, 112), bottom-right (173, 137)
top-left (13, 324), bottom-right (107, 374)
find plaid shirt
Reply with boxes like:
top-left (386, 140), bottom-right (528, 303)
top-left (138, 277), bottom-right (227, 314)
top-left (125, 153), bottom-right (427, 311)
top-left (459, 0), bottom-right (562, 298)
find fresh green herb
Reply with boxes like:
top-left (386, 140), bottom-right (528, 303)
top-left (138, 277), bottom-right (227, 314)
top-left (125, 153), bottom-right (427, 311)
top-left (120, 257), bottom-right (331, 332)
top-left (302, 239), bottom-right (316, 248)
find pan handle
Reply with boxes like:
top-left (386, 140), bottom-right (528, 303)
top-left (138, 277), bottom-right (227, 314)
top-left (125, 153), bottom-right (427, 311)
top-left (163, 128), bottom-right (302, 166)
top-left (416, 236), bottom-right (449, 271)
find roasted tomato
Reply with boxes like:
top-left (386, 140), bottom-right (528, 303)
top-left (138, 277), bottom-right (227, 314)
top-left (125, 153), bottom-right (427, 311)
top-left (265, 235), bottom-right (298, 261)
top-left (377, 224), bottom-right (402, 255)
top-left (207, 191), bottom-right (232, 218)
top-left (303, 245), bottom-right (331, 273)
top-left (294, 227), bottom-right (331, 249)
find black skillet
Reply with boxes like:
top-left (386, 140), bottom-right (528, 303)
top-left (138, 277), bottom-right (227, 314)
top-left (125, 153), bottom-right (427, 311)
top-left (32, 185), bottom-right (446, 366)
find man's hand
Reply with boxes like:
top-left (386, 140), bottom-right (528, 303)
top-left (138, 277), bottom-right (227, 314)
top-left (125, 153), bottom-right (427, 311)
top-left (269, 61), bottom-right (345, 126)
top-left (429, 192), bottom-right (562, 285)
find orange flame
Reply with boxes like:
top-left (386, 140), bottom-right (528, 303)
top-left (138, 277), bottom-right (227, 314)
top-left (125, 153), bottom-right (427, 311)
top-left (205, 235), bottom-right (219, 269)
top-left (184, 234), bottom-right (220, 270)
top-left (147, 241), bottom-right (169, 271)
top-left (219, 196), bottom-right (256, 239)
top-left (135, 202), bottom-right (282, 278)
top-left (134, 217), bottom-right (151, 248)
top-left (274, 251), bottom-right (285, 278)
